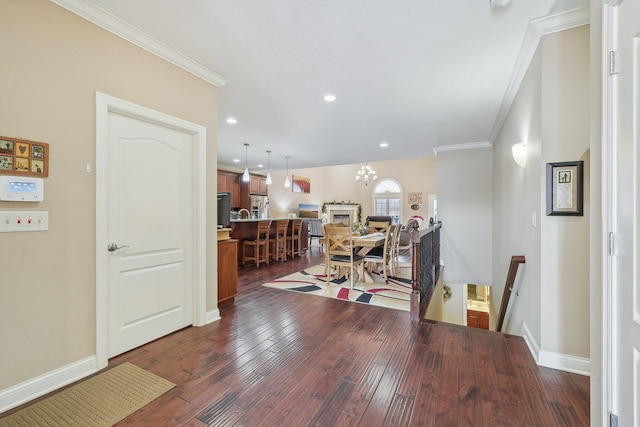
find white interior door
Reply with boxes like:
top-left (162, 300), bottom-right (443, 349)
top-left (106, 111), bottom-right (194, 358)
top-left (609, 0), bottom-right (640, 424)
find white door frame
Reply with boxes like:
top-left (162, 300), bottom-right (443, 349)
top-left (95, 92), bottom-right (207, 369)
top-left (601, 0), bottom-right (622, 424)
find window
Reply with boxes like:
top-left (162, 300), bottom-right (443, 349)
top-left (373, 179), bottom-right (402, 224)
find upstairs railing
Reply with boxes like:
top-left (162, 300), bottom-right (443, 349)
top-left (409, 221), bottom-right (442, 321)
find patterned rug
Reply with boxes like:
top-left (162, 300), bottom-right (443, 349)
top-left (262, 264), bottom-right (413, 311)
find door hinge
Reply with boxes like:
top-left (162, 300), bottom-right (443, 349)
top-left (609, 232), bottom-right (618, 256)
top-left (610, 412), bottom-right (618, 427)
top-left (609, 50), bottom-right (619, 75)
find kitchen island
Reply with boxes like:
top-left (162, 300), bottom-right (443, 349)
top-left (230, 218), bottom-right (309, 266)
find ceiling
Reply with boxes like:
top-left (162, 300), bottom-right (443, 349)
top-left (85, 0), bottom-right (588, 172)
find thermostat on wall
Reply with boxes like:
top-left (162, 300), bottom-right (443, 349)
top-left (0, 176), bottom-right (44, 202)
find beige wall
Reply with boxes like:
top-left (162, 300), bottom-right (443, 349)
top-left (437, 147), bottom-right (493, 286)
top-left (0, 0), bottom-right (218, 390)
top-left (493, 45), bottom-right (543, 342)
top-left (539, 26), bottom-right (590, 359)
top-left (492, 25), bottom-right (590, 363)
top-left (266, 157), bottom-right (437, 223)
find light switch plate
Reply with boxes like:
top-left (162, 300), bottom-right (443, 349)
top-left (0, 211), bottom-right (49, 232)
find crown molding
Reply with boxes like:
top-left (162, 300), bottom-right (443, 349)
top-left (432, 141), bottom-right (492, 156)
top-left (49, 0), bottom-right (229, 87)
top-left (489, 6), bottom-right (590, 142)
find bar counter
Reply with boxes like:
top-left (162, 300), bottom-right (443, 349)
top-left (230, 218), bottom-right (309, 266)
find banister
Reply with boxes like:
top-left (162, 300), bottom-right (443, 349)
top-left (495, 255), bottom-right (526, 332)
top-left (409, 220), bottom-right (442, 321)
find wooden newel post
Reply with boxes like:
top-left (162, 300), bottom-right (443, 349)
top-left (410, 221), bottom-right (421, 321)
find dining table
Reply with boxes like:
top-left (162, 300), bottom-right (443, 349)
top-left (321, 231), bottom-right (387, 283)
top-left (352, 232), bottom-right (387, 283)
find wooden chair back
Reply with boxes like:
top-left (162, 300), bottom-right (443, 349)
top-left (368, 220), bottom-right (390, 233)
top-left (364, 224), bottom-right (393, 282)
top-left (323, 223), bottom-right (365, 289)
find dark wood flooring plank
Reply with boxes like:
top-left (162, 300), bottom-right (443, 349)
top-left (433, 326), bottom-right (462, 426)
top-left (457, 329), bottom-right (483, 427)
top-left (408, 324), bottom-right (446, 427)
top-left (342, 362), bottom-right (387, 417)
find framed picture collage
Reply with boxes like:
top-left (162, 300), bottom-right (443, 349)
top-left (0, 136), bottom-right (49, 177)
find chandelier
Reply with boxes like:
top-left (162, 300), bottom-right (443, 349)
top-left (355, 163), bottom-right (377, 186)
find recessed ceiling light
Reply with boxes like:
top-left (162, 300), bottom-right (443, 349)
top-left (380, 142), bottom-right (389, 148)
top-left (226, 117), bottom-right (237, 124)
top-left (489, 0), bottom-right (511, 8)
top-left (257, 164), bottom-right (264, 168)
top-left (323, 94), bottom-right (336, 102)
top-left (233, 158), bottom-right (240, 163)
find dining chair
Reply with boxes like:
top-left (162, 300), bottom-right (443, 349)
top-left (324, 223), bottom-right (365, 289)
top-left (242, 220), bottom-right (272, 267)
top-left (269, 219), bottom-right (289, 262)
top-left (367, 220), bottom-right (390, 233)
top-left (308, 218), bottom-right (324, 251)
top-left (363, 224), bottom-right (393, 282)
top-left (286, 219), bottom-right (304, 258)
top-left (388, 223), bottom-right (403, 276)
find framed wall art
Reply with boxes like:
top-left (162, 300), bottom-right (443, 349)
top-left (0, 136), bottom-right (49, 177)
top-left (292, 175), bottom-right (310, 193)
top-left (546, 160), bottom-right (583, 216)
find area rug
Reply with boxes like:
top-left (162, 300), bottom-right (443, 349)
top-left (262, 264), bottom-right (413, 311)
top-left (0, 362), bottom-right (175, 427)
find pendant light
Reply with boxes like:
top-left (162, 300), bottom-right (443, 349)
top-left (284, 156), bottom-right (291, 188)
top-left (265, 150), bottom-right (273, 185)
top-left (242, 143), bottom-right (250, 182)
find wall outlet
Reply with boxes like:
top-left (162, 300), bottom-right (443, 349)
top-left (0, 211), bottom-right (49, 232)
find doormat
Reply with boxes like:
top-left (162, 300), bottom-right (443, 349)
top-left (0, 362), bottom-right (175, 426)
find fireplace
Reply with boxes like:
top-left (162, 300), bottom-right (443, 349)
top-left (324, 204), bottom-right (359, 225)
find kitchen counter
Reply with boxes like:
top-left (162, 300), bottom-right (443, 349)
top-left (230, 218), bottom-right (309, 266)
top-left (231, 217), bottom-right (297, 222)
top-left (467, 300), bottom-right (489, 313)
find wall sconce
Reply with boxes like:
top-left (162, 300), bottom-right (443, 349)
top-left (511, 142), bottom-right (527, 168)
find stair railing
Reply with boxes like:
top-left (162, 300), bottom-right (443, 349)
top-left (409, 220), bottom-right (442, 321)
top-left (495, 255), bottom-right (526, 332)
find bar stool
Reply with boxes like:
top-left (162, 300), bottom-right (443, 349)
top-left (269, 219), bottom-right (289, 262)
top-left (286, 219), bottom-right (303, 259)
top-left (242, 220), bottom-right (272, 267)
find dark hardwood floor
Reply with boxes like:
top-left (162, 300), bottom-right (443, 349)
top-left (5, 245), bottom-right (590, 426)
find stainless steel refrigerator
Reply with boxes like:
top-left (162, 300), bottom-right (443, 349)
top-left (249, 195), bottom-right (269, 219)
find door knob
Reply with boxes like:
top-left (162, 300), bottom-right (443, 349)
top-left (108, 243), bottom-right (130, 252)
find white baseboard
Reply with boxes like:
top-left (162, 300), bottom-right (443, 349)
top-left (538, 351), bottom-right (590, 376)
top-left (521, 322), bottom-right (590, 376)
top-left (205, 308), bottom-right (221, 324)
top-left (0, 356), bottom-right (98, 414)
top-left (521, 321), bottom-right (541, 364)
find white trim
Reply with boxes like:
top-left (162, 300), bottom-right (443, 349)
top-left (539, 351), bottom-right (591, 376)
top-left (601, 3), bottom-right (619, 425)
top-left (0, 356), bottom-right (97, 413)
top-left (95, 92), bottom-right (208, 367)
top-left (489, 6), bottom-right (591, 142)
top-left (49, 0), bottom-right (228, 87)
top-left (521, 321), bottom-right (541, 364)
top-left (206, 309), bottom-right (222, 325)
top-left (521, 322), bottom-right (591, 376)
top-left (432, 141), bottom-right (491, 155)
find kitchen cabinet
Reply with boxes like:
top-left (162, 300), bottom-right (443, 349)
top-left (217, 170), bottom-right (240, 208)
top-left (218, 239), bottom-right (238, 304)
top-left (467, 309), bottom-right (489, 330)
top-left (239, 173), bottom-right (268, 210)
top-left (249, 174), bottom-right (268, 196)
